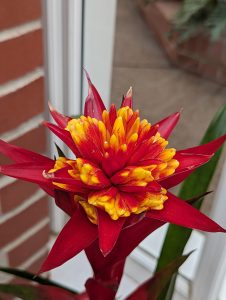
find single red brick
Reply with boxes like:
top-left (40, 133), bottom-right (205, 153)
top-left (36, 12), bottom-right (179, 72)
top-left (0, 181), bottom-right (39, 213)
top-left (13, 125), bottom-right (46, 151)
top-left (207, 40), bottom-right (223, 62)
top-left (0, 125), bottom-right (47, 166)
top-left (0, 0), bottom-right (41, 30)
top-left (222, 70), bottom-right (226, 85)
top-left (198, 62), bottom-right (217, 79)
top-left (27, 250), bottom-right (49, 273)
top-left (196, 36), bottom-right (210, 59)
top-left (215, 68), bottom-right (226, 84)
top-left (176, 53), bottom-right (199, 72)
top-left (0, 77), bottom-right (44, 134)
top-left (178, 37), bottom-right (199, 56)
top-left (0, 196), bottom-right (49, 248)
top-left (8, 223), bottom-right (50, 267)
top-left (0, 29), bottom-right (43, 84)
top-left (220, 41), bottom-right (226, 66)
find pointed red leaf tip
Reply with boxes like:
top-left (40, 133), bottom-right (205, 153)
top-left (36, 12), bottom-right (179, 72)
top-left (43, 121), bottom-right (80, 157)
top-left (98, 210), bottom-right (125, 256)
top-left (178, 134), bottom-right (226, 156)
top-left (48, 102), bottom-right (71, 128)
top-left (85, 218), bottom-right (163, 278)
top-left (39, 209), bottom-right (98, 274)
top-left (147, 192), bottom-right (226, 233)
top-left (154, 111), bottom-right (181, 139)
top-left (0, 139), bottom-right (52, 164)
top-left (121, 87), bottom-right (133, 108)
top-left (84, 70), bottom-right (106, 120)
top-left (160, 134), bottom-right (226, 189)
top-left (174, 153), bottom-right (211, 172)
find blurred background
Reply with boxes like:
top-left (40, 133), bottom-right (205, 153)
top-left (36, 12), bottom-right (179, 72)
top-left (0, 0), bottom-right (226, 299)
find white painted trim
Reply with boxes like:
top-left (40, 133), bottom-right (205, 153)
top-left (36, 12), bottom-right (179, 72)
top-left (63, 0), bottom-right (83, 117)
top-left (0, 20), bottom-right (41, 43)
top-left (43, 0), bottom-right (63, 112)
top-left (0, 67), bottom-right (43, 97)
top-left (0, 252), bottom-right (10, 283)
top-left (191, 158), bottom-right (226, 300)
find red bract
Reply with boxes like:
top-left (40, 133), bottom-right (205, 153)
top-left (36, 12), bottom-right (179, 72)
top-left (0, 73), bottom-right (226, 299)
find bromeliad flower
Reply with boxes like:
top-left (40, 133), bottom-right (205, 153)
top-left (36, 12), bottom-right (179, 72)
top-left (0, 72), bottom-right (225, 276)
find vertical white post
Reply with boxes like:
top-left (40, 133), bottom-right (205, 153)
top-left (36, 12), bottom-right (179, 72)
top-left (42, 0), bottom-right (83, 233)
top-left (191, 158), bottom-right (226, 300)
top-left (82, 0), bottom-right (117, 108)
top-left (42, 0), bottom-right (65, 233)
top-left (62, 0), bottom-right (83, 116)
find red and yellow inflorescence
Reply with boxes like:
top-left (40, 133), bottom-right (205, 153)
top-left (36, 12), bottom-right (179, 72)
top-left (0, 72), bottom-right (225, 275)
top-left (48, 106), bottom-right (179, 223)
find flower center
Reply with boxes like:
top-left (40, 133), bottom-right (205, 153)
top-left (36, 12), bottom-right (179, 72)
top-left (48, 106), bottom-right (179, 223)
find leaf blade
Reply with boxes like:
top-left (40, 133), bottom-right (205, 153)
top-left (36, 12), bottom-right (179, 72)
top-left (0, 267), bottom-right (77, 294)
top-left (155, 104), bottom-right (226, 300)
top-left (0, 284), bottom-right (79, 300)
top-left (126, 252), bottom-right (193, 300)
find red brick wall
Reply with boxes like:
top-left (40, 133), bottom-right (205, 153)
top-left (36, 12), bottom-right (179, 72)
top-left (0, 0), bottom-right (50, 282)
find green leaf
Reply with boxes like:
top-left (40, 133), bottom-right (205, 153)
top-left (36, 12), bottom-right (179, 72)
top-left (173, 0), bottom-right (226, 41)
top-left (55, 143), bottom-right (66, 157)
top-left (0, 284), bottom-right (38, 300)
top-left (175, 0), bottom-right (211, 25)
top-left (155, 104), bottom-right (226, 300)
top-left (0, 284), bottom-right (79, 300)
top-left (0, 267), bottom-right (77, 294)
top-left (126, 252), bottom-right (193, 300)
